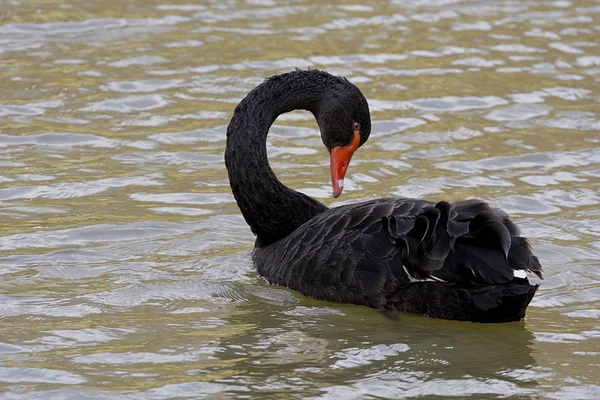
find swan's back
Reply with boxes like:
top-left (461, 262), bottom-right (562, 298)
top-left (254, 198), bottom-right (542, 322)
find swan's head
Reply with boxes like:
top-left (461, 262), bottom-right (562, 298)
top-left (316, 78), bottom-right (371, 198)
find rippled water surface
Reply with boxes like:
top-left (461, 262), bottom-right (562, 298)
top-left (1, 0), bottom-right (600, 398)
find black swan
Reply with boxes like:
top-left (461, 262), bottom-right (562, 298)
top-left (225, 69), bottom-right (542, 322)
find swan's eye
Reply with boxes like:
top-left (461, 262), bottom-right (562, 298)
top-left (352, 122), bottom-right (361, 131)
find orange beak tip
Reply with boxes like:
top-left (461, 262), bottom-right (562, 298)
top-left (332, 179), bottom-right (344, 198)
top-left (329, 131), bottom-right (360, 200)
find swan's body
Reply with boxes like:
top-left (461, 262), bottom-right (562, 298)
top-left (226, 70), bottom-right (542, 322)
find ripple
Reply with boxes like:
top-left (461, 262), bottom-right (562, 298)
top-left (402, 127), bottom-right (482, 143)
top-left (149, 127), bottom-right (226, 144)
top-left (549, 42), bottom-right (584, 54)
top-left (48, 328), bottom-right (124, 344)
top-left (519, 220), bottom-right (579, 241)
top-left (0, 206), bottom-right (67, 220)
top-left (72, 347), bottom-right (222, 365)
top-left (414, 96), bottom-right (507, 111)
top-left (495, 196), bottom-right (563, 215)
top-left (550, 217), bottom-right (600, 238)
top-left (519, 171), bottom-right (587, 186)
top-left (0, 132), bottom-right (153, 149)
top-left (82, 95), bottom-right (171, 112)
top-left (546, 385), bottom-right (600, 400)
top-left (0, 100), bottom-right (63, 118)
top-left (410, 10), bottom-right (458, 23)
top-left (486, 104), bottom-right (552, 121)
top-left (436, 148), bottom-right (599, 173)
top-left (142, 382), bottom-right (249, 399)
top-left (493, 189), bottom-right (600, 215)
top-left (0, 295), bottom-right (102, 318)
top-left (268, 146), bottom-right (318, 157)
top-left (543, 87), bottom-right (591, 101)
top-left (331, 343), bottom-right (410, 369)
top-left (196, 5), bottom-right (307, 23)
top-left (452, 21), bottom-right (493, 31)
top-left (0, 367), bottom-right (85, 384)
top-left (83, 281), bottom-right (238, 308)
top-left (113, 152), bottom-right (222, 167)
top-left (102, 79), bottom-right (184, 93)
top-left (309, 53), bottom-right (407, 65)
top-left (0, 175), bottom-right (163, 201)
top-left (509, 87), bottom-right (592, 103)
top-left (321, 14), bottom-right (408, 30)
top-left (108, 55), bottom-right (170, 68)
top-left (576, 56), bottom-right (600, 67)
top-left (365, 67), bottom-right (464, 77)
top-left (370, 118), bottom-right (426, 138)
top-left (130, 192), bottom-right (234, 205)
top-left (0, 221), bottom-right (198, 251)
top-left (525, 28), bottom-right (561, 40)
top-left (564, 309), bottom-right (600, 320)
top-left (149, 207), bottom-right (214, 216)
top-left (0, 16), bottom-right (189, 53)
top-left (3, 174), bottom-right (54, 182)
top-left (283, 306), bottom-right (345, 317)
top-left (297, 187), bottom-right (334, 199)
top-left (156, 5), bottom-right (207, 12)
top-left (405, 147), bottom-right (465, 159)
top-left (370, 96), bottom-right (507, 112)
top-left (312, 377), bottom-right (538, 399)
top-left (536, 111), bottom-right (600, 131)
top-left (392, 176), bottom-right (513, 198)
top-left (170, 307), bottom-right (210, 314)
top-left (230, 57), bottom-right (313, 71)
top-left (451, 57), bottom-right (504, 67)
top-left (535, 332), bottom-right (588, 343)
top-left (0, 17), bottom-right (184, 36)
top-left (490, 44), bottom-right (546, 53)
top-left (163, 39), bottom-right (205, 48)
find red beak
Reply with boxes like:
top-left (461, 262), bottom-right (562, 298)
top-left (330, 131), bottom-right (361, 198)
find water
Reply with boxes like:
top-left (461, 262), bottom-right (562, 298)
top-left (1, 0), bottom-right (599, 398)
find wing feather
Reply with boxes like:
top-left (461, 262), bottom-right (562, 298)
top-left (254, 197), bottom-right (542, 308)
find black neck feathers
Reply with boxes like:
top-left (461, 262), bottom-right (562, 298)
top-left (225, 70), bottom-right (347, 246)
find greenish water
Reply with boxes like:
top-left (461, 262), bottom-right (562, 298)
top-left (1, 0), bottom-right (599, 398)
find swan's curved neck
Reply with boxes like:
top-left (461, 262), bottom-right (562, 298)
top-left (225, 72), bottom-right (329, 247)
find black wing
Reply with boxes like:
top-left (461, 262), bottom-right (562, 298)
top-left (253, 198), bottom-right (542, 309)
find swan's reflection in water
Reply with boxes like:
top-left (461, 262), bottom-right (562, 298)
top-left (207, 299), bottom-right (539, 398)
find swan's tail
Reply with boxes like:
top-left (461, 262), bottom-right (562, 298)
top-left (468, 282), bottom-right (539, 323)
top-left (387, 281), bottom-right (539, 323)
